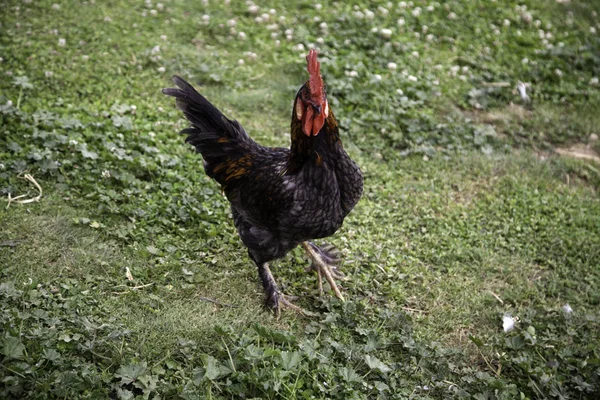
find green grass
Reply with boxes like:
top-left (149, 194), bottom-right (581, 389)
top-left (1, 0), bottom-right (600, 398)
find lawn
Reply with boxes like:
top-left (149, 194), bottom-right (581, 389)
top-left (1, 0), bottom-right (599, 398)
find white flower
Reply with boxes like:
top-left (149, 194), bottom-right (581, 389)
top-left (411, 51), bottom-right (419, 58)
top-left (397, 18), bottom-right (405, 26)
top-left (448, 12), bottom-right (457, 20)
top-left (315, 3), bottom-right (322, 10)
top-left (371, 27), bottom-right (379, 33)
top-left (319, 22), bottom-right (328, 31)
top-left (238, 31), bottom-right (247, 40)
top-left (555, 68), bottom-right (563, 77)
top-left (396, 88), bottom-right (404, 95)
top-left (52, 3), bottom-right (60, 10)
top-left (248, 4), bottom-right (259, 14)
top-left (45, 71), bottom-right (53, 78)
top-left (399, 1), bottom-right (408, 8)
top-left (591, 27), bottom-right (597, 34)
top-left (202, 14), bottom-right (210, 24)
top-left (157, 3), bottom-right (164, 11)
top-left (274, 40), bottom-right (280, 46)
top-left (293, 43), bottom-right (305, 51)
top-left (82, 55), bottom-right (89, 61)
top-left (522, 57), bottom-right (529, 64)
top-left (58, 38), bottom-right (66, 47)
top-left (534, 19), bottom-right (541, 27)
top-left (316, 37), bottom-right (324, 44)
top-left (269, 8), bottom-right (276, 15)
top-left (160, 34), bottom-right (168, 41)
top-left (345, 70), bottom-right (359, 77)
top-left (380, 28), bottom-right (393, 39)
top-left (502, 315), bottom-right (515, 332)
top-left (365, 9), bottom-right (375, 20)
top-left (590, 77), bottom-right (599, 86)
top-left (408, 75), bottom-right (417, 82)
top-left (227, 19), bottom-right (237, 27)
top-left (372, 74), bottom-right (382, 82)
top-left (102, 170), bottom-right (111, 179)
top-left (158, 66), bottom-right (165, 72)
top-left (254, 16), bottom-right (264, 23)
top-left (237, 59), bottom-right (245, 66)
top-left (151, 45), bottom-right (160, 54)
top-left (69, 140), bottom-right (78, 146)
top-left (412, 7), bottom-right (421, 17)
top-left (503, 19), bottom-right (511, 27)
top-left (104, 16), bottom-right (113, 22)
top-left (0, 163), bottom-right (4, 170)
top-left (353, 10), bottom-right (364, 19)
top-left (150, 9), bottom-right (157, 16)
top-left (562, 304), bottom-right (573, 314)
top-left (243, 51), bottom-right (257, 60)
top-left (427, 5), bottom-right (434, 12)
top-left (426, 34), bottom-right (434, 41)
top-left (387, 62), bottom-right (397, 70)
top-left (378, 6), bottom-right (389, 16)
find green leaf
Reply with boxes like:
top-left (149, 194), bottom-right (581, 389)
top-left (13, 76), bottom-right (34, 89)
top-left (115, 362), bottom-right (148, 384)
top-left (364, 355), bottom-right (391, 373)
top-left (2, 337), bottom-right (25, 360)
top-left (469, 335), bottom-right (484, 348)
top-left (81, 150), bottom-right (99, 159)
top-left (202, 355), bottom-right (222, 381)
top-left (339, 367), bottom-right (362, 383)
top-left (280, 351), bottom-right (301, 370)
top-left (146, 245), bottom-right (160, 255)
top-left (115, 388), bottom-right (134, 400)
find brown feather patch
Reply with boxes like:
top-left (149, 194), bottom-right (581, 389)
top-left (306, 50), bottom-right (324, 103)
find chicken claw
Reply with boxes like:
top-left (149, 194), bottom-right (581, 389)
top-left (262, 263), bottom-right (309, 318)
top-left (302, 242), bottom-right (346, 302)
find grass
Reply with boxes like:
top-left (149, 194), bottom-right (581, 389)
top-left (1, 0), bottom-right (600, 398)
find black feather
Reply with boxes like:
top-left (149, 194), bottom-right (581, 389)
top-left (163, 75), bottom-right (262, 184)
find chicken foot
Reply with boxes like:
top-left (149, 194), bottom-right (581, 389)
top-left (302, 242), bottom-right (345, 302)
top-left (258, 262), bottom-right (308, 318)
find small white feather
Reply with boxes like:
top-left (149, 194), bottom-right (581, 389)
top-left (502, 315), bottom-right (515, 332)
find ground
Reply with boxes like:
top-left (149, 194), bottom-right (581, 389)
top-left (1, 0), bottom-right (599, 399)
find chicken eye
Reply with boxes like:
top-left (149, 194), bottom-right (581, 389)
top-left (295, 99), bottom-right (303, 120)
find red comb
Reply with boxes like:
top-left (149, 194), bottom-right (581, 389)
top-left (306, 50), bottom-right (324, 102)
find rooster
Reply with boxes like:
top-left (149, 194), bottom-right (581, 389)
top-left (163, 50), bottom-right (363, 315)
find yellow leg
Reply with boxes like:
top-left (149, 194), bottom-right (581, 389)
top-left (302, 242), bottom-right (345, 302)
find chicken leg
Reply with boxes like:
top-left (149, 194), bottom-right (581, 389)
top-left (302, 242), bottom-right (346, 302)
top-left (257, 262), bottom-right (307, 318)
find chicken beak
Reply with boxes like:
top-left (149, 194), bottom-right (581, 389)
top-left (300, 101), bottom-right (326, 137)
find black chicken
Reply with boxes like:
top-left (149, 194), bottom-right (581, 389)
top-left (163, 50), bottom-right (363, 315)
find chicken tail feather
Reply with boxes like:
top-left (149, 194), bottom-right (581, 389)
top-left (163, 76), bottom-right (260, 184)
